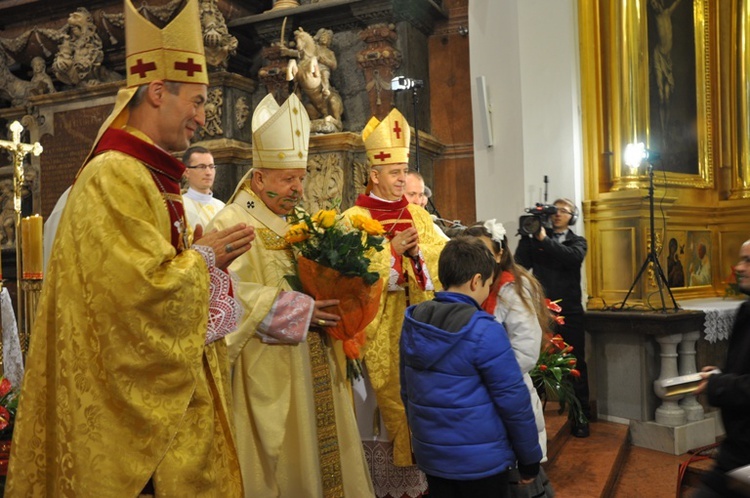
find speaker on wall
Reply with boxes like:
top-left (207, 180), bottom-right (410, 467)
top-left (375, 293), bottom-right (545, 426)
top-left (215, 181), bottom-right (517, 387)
top-left (476, 75), bottom-right (494, 148)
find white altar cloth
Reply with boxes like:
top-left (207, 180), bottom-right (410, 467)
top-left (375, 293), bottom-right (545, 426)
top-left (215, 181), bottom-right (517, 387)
top-left (679, 297), bottom-right (745, 343)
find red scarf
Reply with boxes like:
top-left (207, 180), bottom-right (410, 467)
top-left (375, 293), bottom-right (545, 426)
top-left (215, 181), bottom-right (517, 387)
top-left (93, 128), bottom-right (186, 251)
top-left (482, 270), bottom-right (515, 314)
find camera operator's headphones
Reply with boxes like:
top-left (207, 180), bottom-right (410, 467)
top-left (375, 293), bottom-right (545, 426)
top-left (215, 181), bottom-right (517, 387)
top-left (556, 198), bottom-right (579, 226)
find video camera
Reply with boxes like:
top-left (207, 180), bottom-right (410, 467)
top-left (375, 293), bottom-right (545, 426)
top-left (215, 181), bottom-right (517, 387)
top-left (518, 203), bottom-right (557, 237)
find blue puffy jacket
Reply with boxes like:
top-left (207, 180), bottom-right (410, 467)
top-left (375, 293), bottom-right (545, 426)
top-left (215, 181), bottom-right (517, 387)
top-left (400, 291), bottom-right (542, 480)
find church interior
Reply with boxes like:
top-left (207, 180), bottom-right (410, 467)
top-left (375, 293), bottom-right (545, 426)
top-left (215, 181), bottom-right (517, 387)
top-left (0, 0), bottom-right (747, 496)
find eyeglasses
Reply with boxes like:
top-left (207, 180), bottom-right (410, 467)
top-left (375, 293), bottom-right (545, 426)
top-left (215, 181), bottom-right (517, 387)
top-left (186, 164), bottom-right (216, 170)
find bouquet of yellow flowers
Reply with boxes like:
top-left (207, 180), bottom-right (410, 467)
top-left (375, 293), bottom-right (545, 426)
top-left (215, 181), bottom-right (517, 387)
top-left (285, 209), bottom-right (386, 379)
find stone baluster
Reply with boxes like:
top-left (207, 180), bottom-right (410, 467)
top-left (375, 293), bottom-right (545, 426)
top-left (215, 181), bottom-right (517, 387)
top-left (678, 329), bottom-right (705, 421)
top-left (652, 333), bottom-right (687, 426)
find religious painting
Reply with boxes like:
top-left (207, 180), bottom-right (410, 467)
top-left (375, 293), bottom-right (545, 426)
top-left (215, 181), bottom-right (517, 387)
top-left (662, 230), bottom-right (688, 289)
top-left (684, 230), bottom-right (712, 287)
top-left (647, 0), bottom-right (714, 187)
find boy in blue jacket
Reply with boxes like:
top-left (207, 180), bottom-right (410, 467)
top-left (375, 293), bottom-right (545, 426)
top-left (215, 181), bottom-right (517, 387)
top-left (400, 237), bottom-right (543, 498)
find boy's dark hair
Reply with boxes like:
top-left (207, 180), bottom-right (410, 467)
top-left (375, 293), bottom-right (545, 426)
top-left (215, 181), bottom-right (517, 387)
top-left (439, 236), bottom-right (496, 289)
top-left (181, 145), bottom-right (210, 165)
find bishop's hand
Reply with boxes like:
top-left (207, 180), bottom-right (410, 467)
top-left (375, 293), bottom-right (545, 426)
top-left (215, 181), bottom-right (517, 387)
top-left (194, 223), bottom-right (256, 270)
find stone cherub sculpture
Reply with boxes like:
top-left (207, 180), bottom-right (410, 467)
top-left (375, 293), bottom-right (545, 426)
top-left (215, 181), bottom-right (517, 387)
top-left (282, 27), bottom-right (343, 133)
top-left (52, 7), bottom-right (121, 87)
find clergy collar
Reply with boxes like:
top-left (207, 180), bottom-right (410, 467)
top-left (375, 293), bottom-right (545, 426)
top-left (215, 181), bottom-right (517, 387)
top-left (184, 187), bottom-right (215, 202)
top-left (369, 192), bottom-right (401, 203)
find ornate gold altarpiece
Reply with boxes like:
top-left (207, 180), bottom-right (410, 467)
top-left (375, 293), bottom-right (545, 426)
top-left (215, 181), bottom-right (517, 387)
top-left (579, 0), bottom-right (750, 308)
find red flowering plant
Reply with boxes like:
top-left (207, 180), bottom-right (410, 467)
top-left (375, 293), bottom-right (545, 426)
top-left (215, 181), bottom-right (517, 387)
top-left (0, 377), bottom-right (18, 439)
top-left (530, 300), bottom-right (587, 426)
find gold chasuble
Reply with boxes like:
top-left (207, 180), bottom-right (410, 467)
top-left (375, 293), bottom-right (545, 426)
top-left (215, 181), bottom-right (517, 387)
top-left (6, 129), bottom-right (242, 497)
top-left (344, 197), bottom-right (445, 467)
top-left (208, 187), bottom-right (374, 498)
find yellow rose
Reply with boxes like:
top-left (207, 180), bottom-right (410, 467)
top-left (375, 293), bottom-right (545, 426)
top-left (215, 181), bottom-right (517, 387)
top-left (312, 209), bottom-right (337, 229)
top-left (350, 214), bottom-right (366, 230)
top-left (361, 218), bottom-right (385, 236)
top-left (285, 222), bottom-right (310, 244)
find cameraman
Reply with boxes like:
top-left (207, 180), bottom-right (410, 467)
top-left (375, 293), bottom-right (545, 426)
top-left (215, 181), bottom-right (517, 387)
top-left (515, 198), bottom-right (590, 437)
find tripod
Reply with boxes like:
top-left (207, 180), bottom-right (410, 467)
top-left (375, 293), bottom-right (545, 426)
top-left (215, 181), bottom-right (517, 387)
top-left (620, 163), bottom-right (679, 311)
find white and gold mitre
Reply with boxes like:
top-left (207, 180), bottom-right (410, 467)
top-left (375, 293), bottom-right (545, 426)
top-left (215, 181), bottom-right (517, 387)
top-left (362, 108), bottom-right (411, 167)
top-left (252, 93), bottom-right (310, 170)
top-left (125, 0), bottom-right (208, 87)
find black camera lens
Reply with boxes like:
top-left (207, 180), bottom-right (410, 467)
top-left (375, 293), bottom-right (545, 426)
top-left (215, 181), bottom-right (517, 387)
top-left (519, 215), bottom-right (541, 237)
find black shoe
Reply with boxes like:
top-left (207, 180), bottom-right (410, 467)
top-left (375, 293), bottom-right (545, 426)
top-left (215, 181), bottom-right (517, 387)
top-left (572, 421), bottom-right (590, 438)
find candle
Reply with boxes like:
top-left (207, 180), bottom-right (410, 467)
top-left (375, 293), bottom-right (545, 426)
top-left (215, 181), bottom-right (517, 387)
top-left (22, 215), bottom-right (43, 280)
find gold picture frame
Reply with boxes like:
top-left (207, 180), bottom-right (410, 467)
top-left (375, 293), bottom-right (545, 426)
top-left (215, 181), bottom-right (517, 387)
top-left (647, 0), bottom-right (715, 188)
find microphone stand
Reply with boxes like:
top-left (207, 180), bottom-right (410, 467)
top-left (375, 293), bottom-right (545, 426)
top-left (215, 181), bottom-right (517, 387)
top-left (411, 84), bottom-right (421, 172)
top-left (620, 163), bottom-right (679, 311)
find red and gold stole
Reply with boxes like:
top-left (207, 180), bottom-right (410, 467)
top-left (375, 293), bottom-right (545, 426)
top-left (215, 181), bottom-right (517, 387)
top-left (354, 194), bottom-right (427, 290)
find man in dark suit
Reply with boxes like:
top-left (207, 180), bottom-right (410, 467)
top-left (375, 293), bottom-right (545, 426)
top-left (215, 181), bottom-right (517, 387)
top-left (515, 197), bottom-right (590, 437)
top-left (693, 239), bottom-right (750, 497)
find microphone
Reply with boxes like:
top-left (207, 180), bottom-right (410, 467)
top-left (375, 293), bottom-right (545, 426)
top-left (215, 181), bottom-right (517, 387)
top-left (391, 76), bottom-right (424, 91)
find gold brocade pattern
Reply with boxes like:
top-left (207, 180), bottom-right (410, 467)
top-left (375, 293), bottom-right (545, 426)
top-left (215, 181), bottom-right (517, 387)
top-left (258, 227), bottom-right (290, 250)
top-left (207, 188), bottom-right (374, 498)
top-left (308, 331), bottom-right (344, 498)
top-left (343, 204), bottom-right (446, 467)
top-left (6, 151), bottom-right (242, 497)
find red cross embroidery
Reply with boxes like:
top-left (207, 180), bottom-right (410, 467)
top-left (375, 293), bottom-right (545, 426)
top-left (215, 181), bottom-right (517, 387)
top-left (130, 59), bottom-right (157, 78)
top-left (393, 121), bottom-right (402, 139)
top-left (174, 58), bottom-right (203, 77)
top-left (374, 151), bottom-right (391, 162)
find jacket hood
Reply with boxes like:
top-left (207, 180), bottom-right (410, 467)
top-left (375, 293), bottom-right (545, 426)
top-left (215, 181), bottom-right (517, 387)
top-left (402, 292), bottom-right (484, 369)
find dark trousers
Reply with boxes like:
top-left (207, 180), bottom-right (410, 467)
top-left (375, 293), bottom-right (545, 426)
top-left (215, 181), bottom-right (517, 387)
top-left (556, 313), bottom-right (590, 416)
top-left (426, 471), bottom-right (510, 498)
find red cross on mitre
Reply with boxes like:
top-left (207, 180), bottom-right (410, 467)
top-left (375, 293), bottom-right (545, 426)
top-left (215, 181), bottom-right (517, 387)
top-left (373, 151), bottom-right (391, 162)
top-left (174, 58), bottom-right (203, 77)
top-left (130, 58), bottom-right (157, 78)
top-left (392, 121), bottom-right (402, 139)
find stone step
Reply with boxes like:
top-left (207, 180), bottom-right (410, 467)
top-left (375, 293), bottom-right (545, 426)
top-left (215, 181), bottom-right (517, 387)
top-left (543, 407), bottom-right (630, 498)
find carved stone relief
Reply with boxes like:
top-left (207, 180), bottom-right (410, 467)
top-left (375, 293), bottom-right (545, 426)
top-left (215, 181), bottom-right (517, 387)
top-left (235, 96), bottom-right (250, 129)
top-left (303, 152), bottom-right (344, 213)
top-left (357, 23), bottom-right (401, 120)
top-left (52, 8), bottom-right (122, 87)
top-left (198, 87), bottom-right (224, 139)
top-left (199, 0), bottom-right (238, 71)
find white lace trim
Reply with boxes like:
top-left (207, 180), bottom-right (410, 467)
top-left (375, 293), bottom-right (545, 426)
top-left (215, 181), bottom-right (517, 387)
top-left (193, 244), bottom-right (242, 344)
top-left (417, 249), bottom-right (435, 292)
top-left (388, 252), bottom-right (403, 292)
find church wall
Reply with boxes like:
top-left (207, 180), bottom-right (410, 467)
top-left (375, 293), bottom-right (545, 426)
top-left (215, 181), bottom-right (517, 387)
top-left (469, 0), bottom-right (583, 255)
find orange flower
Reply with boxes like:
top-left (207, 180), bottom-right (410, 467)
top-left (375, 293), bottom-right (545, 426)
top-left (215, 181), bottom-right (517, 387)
top-left (570, 369), bottom-right (581, 378)
top-left (539, 364), bottom-right (548, 371)
top-left (312, 209), bottom-right (337, 229)
top-left (568, 359), bottom-right (577, 366)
